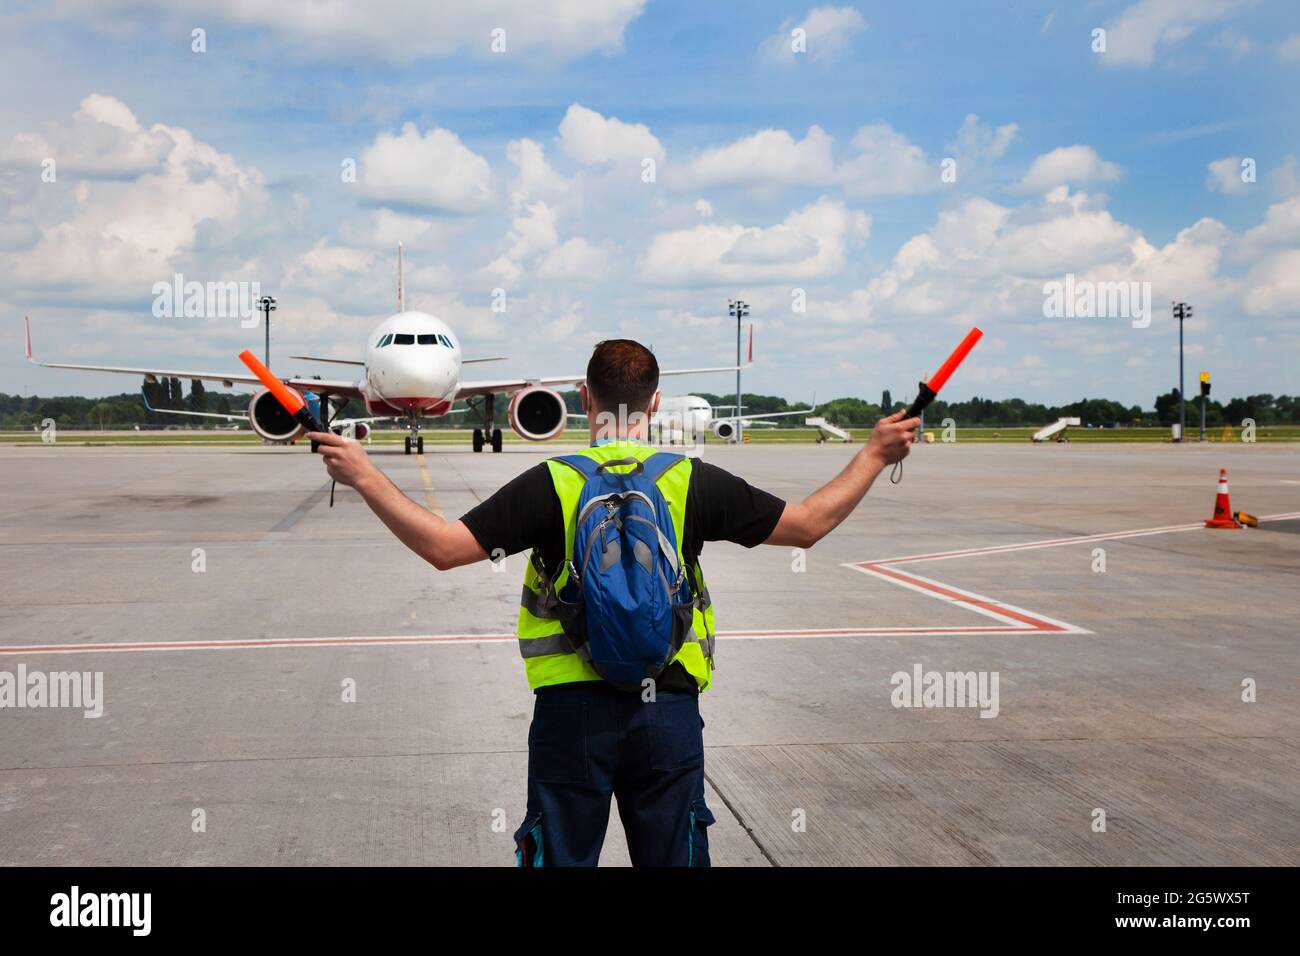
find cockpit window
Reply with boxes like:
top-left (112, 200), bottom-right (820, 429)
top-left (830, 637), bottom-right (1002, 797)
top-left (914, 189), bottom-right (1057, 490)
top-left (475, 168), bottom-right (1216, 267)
top-left (377, 333), bottom-right (393, 347)
top-left (393, 333), bottom-right (415, 345)
top-left (438, 334), bottom-right (453, 348)
top-left (417, 333), bottom-right (437, 345)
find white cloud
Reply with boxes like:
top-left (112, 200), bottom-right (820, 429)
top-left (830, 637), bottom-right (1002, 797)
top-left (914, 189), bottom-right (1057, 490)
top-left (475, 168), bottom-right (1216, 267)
top-left (505, 138), bottom-right (570, 211)
top-left (45, 0), bottom-right (648, 63)
top-left (0, 94), bottom-right (173, 178)
top-left (1017, 145), bottom-right (1122, 193)
top-left (0, 96), bottom-right (265, 301)
top-left (1241, 195), bottom-right (1300, 248)
top-left (949, 114), bottom-right (1019, 165)
top-left (481, 201), bottom-right (560, 284)
top-left (1100, 0), bottom-right (1250, 68)
top-left (536, 238), bottom-right (611, 280)
top-left (637, 196), bottom-right (868, 286)
top-left (1243, 249), bottom-right (1300, 315)
top-left (1211, 30), bottom-right (1251, 58)
top-left (672, 115), bottom-right (1013, 198)
top-left (760, 6), bottom-right (867, 66)
top-left (675, 126), bottom-right (834, 190)
top-left (558, 104), bottom-right (663, 167)
top-left (1206, 156), bottom-right (1251, 194)
top-left (838, 124), bottom-right (938, 198)
top-left (357, 123), bottom-right (493, 214)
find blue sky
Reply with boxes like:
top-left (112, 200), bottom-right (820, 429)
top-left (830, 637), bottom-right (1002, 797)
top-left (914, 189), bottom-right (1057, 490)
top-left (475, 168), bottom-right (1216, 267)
top-left (1, 0), bottom-right (1298, 407)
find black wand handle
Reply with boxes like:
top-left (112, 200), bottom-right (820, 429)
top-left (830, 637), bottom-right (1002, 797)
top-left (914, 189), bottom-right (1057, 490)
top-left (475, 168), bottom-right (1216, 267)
top-left (891, 381), bottom-right (935, 484)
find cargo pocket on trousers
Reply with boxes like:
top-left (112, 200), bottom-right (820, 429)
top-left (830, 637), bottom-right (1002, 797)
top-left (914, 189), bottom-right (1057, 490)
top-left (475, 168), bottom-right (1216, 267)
top-left (688, 800), bottom-right (714, 868)
top-left (648, 694), bottom-right (704, 771)
top-left (513, 810), bottom-right (544, 868)
top-left (528, 697), bottom-right (588, 783)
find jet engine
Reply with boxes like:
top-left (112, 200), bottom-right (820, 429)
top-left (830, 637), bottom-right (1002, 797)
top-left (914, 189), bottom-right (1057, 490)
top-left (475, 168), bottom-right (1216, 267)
top-left (507, 386), bottom-right (567, 441)
top-left (712, 420), bottom-right (736, 441)
top-left (247, 387), bottom-right (306, 443)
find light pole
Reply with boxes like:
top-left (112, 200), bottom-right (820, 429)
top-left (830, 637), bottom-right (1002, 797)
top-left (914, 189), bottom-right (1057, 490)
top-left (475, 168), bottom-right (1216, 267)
top-left (1172, 302), bottom-right (1191, 441)
top-left (728, 298), bottom-right (749, 445)
top-left (1199, 371), bottom-right (1210, 443)
top-left (258, 295), bottom-right (277, 368)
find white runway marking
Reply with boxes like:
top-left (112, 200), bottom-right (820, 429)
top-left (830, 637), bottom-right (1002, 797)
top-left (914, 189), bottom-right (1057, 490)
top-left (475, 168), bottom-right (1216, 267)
top-left (6, 514), bottom-right (1296, 657)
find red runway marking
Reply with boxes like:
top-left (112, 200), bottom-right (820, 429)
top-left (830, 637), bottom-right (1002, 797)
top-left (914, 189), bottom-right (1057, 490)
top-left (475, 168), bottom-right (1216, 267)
top-left (9, 514), bottom-right (1288, 656)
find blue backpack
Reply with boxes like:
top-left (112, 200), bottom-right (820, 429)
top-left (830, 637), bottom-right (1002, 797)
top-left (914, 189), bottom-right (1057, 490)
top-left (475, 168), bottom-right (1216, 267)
top-left (552, 452), bottom-right (696, 691)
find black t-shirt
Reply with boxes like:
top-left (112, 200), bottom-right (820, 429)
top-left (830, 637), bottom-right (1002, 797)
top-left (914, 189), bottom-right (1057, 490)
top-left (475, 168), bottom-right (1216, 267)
top-left (461, 455), bottom-right (787, 694)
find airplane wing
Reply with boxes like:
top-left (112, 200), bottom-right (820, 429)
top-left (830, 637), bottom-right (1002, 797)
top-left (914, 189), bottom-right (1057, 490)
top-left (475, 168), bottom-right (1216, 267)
top-left (288, 355), bottom-right (364, 367)
top-left (290, 354), bottom-right (507, 366)
top-left (26, 318), bottom-right (364, 399)
top-left (714, 406), bottom-right (815, 424)
top-left (455, 364), bottom-right (748, 400)
top-left (142, 391), bottom-right (248, 421)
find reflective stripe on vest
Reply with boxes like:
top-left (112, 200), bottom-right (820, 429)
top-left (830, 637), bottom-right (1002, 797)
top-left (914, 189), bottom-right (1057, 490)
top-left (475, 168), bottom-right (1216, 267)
top-left (516, 442), bottom-right (716, 692)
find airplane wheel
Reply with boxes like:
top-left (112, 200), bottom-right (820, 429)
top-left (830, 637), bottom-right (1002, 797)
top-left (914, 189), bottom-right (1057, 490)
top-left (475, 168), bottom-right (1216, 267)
top-left (491, 428), bottom-right (502, 453)
top-left (417, 436), bottom-right (424, 454)
top-left (310, 439), bottom-right (320, 453)
top-left (472, 429), bottom-right (484, 453)
top-left (404, 436), bottom-right (412, 455)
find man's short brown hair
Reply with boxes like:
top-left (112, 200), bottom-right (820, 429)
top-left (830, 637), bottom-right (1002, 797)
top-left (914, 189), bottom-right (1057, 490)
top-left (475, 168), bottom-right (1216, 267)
top-left (585, 339), bottom-right (659, 413)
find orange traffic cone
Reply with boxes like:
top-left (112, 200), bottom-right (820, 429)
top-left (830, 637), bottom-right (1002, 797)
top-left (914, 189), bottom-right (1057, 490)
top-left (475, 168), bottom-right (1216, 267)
top-left (1205, 469), bottom-right (1240, 528)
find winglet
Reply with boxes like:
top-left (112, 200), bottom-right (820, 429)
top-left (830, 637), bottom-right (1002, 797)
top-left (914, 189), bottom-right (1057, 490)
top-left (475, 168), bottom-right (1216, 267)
top-left (140, 387), bottom-right (156, 413)
top-left (24, 316), bottom-right (32, 361)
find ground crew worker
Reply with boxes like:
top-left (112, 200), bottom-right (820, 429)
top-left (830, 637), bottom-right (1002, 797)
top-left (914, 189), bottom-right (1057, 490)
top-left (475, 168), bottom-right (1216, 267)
top-left (311, 338), bottom-right (918, 867)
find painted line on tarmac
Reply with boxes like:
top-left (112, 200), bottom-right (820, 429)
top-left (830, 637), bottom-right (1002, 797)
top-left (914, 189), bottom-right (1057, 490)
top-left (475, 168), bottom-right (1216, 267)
top-left (415, 452), bottom-right (444, 517)
top-left (1, 625), bottom-right (1044, 656)
top-left (841, 511), bottom-right (1300, 638)
top-left (10, 515), bottom-right (1296, 656)
top-left (865, 512), bottom-right (1300, 566)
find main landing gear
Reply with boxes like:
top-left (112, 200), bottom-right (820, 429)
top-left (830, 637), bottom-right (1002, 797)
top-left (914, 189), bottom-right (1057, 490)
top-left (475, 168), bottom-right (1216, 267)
top-left (471, 393), bottom-right (503, 452)
top-left (472, 427), bottom-right (502, 453)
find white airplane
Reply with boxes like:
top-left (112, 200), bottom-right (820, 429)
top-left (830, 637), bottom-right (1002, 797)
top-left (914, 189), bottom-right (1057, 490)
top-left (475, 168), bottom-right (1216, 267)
top-left (23, 246), bottom-right (743, 454)
top-left (652, 394), bottom-right (815, 443)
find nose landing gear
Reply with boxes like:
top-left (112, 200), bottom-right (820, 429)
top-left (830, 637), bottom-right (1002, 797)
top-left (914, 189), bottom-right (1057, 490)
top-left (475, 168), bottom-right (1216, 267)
top-left (403, 413), bottom-right (424, 455)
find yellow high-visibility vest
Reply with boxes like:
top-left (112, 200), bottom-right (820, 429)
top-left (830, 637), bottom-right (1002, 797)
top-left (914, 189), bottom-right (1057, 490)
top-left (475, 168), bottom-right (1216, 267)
top-left (516, 442), bottom-right (716, 692)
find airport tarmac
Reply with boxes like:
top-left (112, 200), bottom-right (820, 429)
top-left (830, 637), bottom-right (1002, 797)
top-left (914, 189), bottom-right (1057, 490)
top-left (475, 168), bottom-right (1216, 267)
top-left (1, 439), bottom-right (1298, 866)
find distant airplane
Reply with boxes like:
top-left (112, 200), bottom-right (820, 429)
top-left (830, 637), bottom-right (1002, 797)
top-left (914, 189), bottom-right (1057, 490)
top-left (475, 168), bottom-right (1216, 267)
top-left (24, 245), bottom-right (742, 454)
top-left (652, 395), bottom-right (815, 443)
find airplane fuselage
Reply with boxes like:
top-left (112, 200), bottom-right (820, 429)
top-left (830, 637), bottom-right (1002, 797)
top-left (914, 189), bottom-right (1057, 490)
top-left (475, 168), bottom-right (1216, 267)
top-left (360, 311), bottom-right (460, 418)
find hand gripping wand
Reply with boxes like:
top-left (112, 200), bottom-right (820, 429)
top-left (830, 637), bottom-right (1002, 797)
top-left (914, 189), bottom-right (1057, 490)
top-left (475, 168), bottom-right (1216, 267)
top-left (890, 327), bottom-right (983, 484)
top-left (237, 349), bottom-right (337, 506)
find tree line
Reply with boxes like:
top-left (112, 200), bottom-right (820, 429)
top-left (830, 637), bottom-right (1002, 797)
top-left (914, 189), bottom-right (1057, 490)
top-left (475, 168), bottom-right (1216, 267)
top-left (2, 383), bottom-right (1296, 430)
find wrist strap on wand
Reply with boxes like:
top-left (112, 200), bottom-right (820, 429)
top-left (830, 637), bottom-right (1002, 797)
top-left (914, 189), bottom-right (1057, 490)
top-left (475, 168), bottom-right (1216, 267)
top-left (889, 381), bottom-right (936, 485)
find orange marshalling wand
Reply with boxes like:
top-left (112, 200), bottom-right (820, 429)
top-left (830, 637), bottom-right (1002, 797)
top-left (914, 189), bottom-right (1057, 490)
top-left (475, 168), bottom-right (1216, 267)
top-left (238, 349), bottom-right (326, 433)
top-left (904, 327), bottom-right (983, 418)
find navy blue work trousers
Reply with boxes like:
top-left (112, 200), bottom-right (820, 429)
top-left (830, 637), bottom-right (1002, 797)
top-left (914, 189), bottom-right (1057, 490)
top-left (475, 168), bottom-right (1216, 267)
top-left (513, 681), bottom-right (714, 867)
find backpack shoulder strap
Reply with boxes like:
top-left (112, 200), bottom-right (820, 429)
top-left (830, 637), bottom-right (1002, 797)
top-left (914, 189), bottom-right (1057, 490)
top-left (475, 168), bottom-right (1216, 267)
top-left (553, 454), bottom-right (600, 479)
top-left (641, 452), bottom-right (686, 484)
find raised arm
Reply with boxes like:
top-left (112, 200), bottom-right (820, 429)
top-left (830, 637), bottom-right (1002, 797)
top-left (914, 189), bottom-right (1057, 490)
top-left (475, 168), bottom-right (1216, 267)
top-left (764, 410), bottom-right (919, 549)
top-left (310, 431), bottom-right (488, 570)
